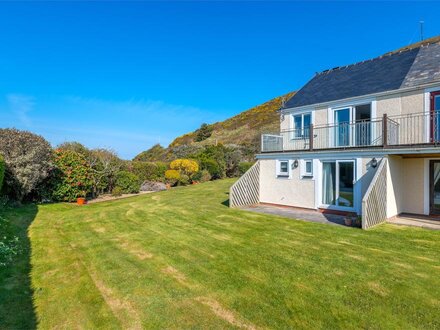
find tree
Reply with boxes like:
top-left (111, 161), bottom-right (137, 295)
top-left (194, 123), bottom-right (213, 142)
top-left (0, 128), bottom-right (53, 201)
top-left (57, 141), bottom-right (90, 157)
top-left (88, 148), bottom-right (123, 197)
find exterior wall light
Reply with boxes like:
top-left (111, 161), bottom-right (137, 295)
top-left (371, 158), bottom-right (378, 168)
top-left (293, 159), bottom-right (299, 169)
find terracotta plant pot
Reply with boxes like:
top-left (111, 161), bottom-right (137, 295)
top-left (77, 197), bottom-right (86, 205)
top-left (344, 217), bottom-right (352, 226)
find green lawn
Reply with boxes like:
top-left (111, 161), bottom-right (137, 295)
top-left (1, 179), bottom-right (439, 329)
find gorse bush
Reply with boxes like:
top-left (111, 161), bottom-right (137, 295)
top-left (115, 171), bottom-right (140, 194)
top-left (169, 159), bottom-right (199, 177)
top-left (0, 155), bottom-right (5, 192)
top-left (164, 169), bottom-right (180, 185)
top-left (0, 128), bottom-right (53, 201)
top-left (51, 150), bottom-right (93, 202)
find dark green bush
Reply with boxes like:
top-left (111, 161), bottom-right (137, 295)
top-left (238, 162), bottom-right (254, 175)
top-left (111, 186), bottom-right (123, 197)
top-left (115, 171), bottom-right (140, 194)
top-left (200, 158), bottom-right (223, 179)
top-left (192, 169), bottom-right (211, 183)
top-left (0, 155), bottom-right (5, 192)
top-left (194, 123), bottom-right (213, 142)
top-left (131, 161), bottom-right (167, 182)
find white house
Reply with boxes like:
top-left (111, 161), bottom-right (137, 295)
top-left (230, 37), bottom-right (440, 229)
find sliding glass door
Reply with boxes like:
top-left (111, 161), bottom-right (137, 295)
top-left (322, 160), bottom-right (355, 208)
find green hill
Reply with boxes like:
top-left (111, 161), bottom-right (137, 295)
top-left (170, 91), bottom-right (295, 148)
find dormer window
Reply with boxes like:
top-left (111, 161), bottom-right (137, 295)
top-left (292, 113), bottom-right (311, 139)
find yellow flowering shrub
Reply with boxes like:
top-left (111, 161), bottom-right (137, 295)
top-left (169, 159), bottom-right (199, 177)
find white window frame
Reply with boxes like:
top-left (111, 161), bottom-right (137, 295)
top-left (327, 99), bottom-right (377, 148)
top-left (276, 160), bottom-right (291, 178)
top-left (291, 112), bottom-right (312, 140)
top-left (301, 159), bottom-right (313, 178)
top-left (319, 159), bottom-right (356, 212)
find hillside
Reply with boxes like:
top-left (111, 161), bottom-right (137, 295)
top-left (170, 91), bottom-right (296, 148)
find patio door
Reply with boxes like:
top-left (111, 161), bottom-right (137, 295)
top-left (322, 160), bottom-right (355, 208)
top-left (430, 91), bottom-right (440, 143)
top-left (429, 160), bottom-right (440, 214)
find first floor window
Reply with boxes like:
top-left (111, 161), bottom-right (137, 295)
top-left (277, 160), bottom-right (290, 177)
top-left (292, 113), bottom-right (311, 139)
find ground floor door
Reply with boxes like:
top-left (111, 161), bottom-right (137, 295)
top-left (322, 160), bottom-right (355, 208)
top-left (429, 160), bottom-right (440, 214)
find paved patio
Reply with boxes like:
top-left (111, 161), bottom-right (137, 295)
top-left (388, 214), bottom-right (440, 230)
top-left (240, 204), bottom-right (347, 226)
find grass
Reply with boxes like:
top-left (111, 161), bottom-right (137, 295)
top-left (1, 179), bottom-right (439, 329)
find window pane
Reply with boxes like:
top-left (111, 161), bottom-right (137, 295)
top-left (337, 162), bottom-right (354, 207)
top-left (294, 116), bottom-right (302, 138)
top-left (306, 161), bottom-right (312, 174)
top-left (303, 114), bottom-right (311, 138)
top-left (335, 108), bottom-right (350, 146)
top-left (280, 161), bottom-right (288, 172)
top-left (322, 162), bottom-right (336, 205)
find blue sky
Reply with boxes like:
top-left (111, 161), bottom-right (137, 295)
top-left (0, 1), bottom-right (439, 159)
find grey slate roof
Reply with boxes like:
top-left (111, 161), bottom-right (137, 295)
top-left (285, 41), bottom-right (440, 109)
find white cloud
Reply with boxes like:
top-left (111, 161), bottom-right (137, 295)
top-left (7, 94), bottom-right (34, 127)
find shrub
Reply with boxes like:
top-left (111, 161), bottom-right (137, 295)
top-left (165, 169), bottom-right (180, 185)
top-left (0, 155), bottom-right (5, 192)
top-left (115, 171), bottom-right (140, 194)
top-left (200, 158), bottom-right (222, 179)
top-left (192, 169), bottom-right (211, 183)
top-left (170, 159), bottom-right (199, 177)
top-left (131, 161), bottom-right (167, 182)
top-left (0, 128), bottom-right (53, 201)
top-left (51, 149), bottom-right (93, 202)
top-left (238, 162), bottom-right (254, 175)
top-left (111, 186), bottom-right (123, 197)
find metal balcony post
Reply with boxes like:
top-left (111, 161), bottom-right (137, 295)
top-left (383, 113), bottom-right (388, 148)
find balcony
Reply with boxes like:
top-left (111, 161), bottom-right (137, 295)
top-left (261, 111), bottom-right (440, 153)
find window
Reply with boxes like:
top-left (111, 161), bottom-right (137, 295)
top-left (276, 160), bottom-right (290, 177)
top-left (292, 113), bottom-right (311, 139)
top-left (301, 159), bottom-right (313, 177)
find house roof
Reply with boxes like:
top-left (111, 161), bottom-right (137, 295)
top-left (284, 39), bottom-right (440, 109)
